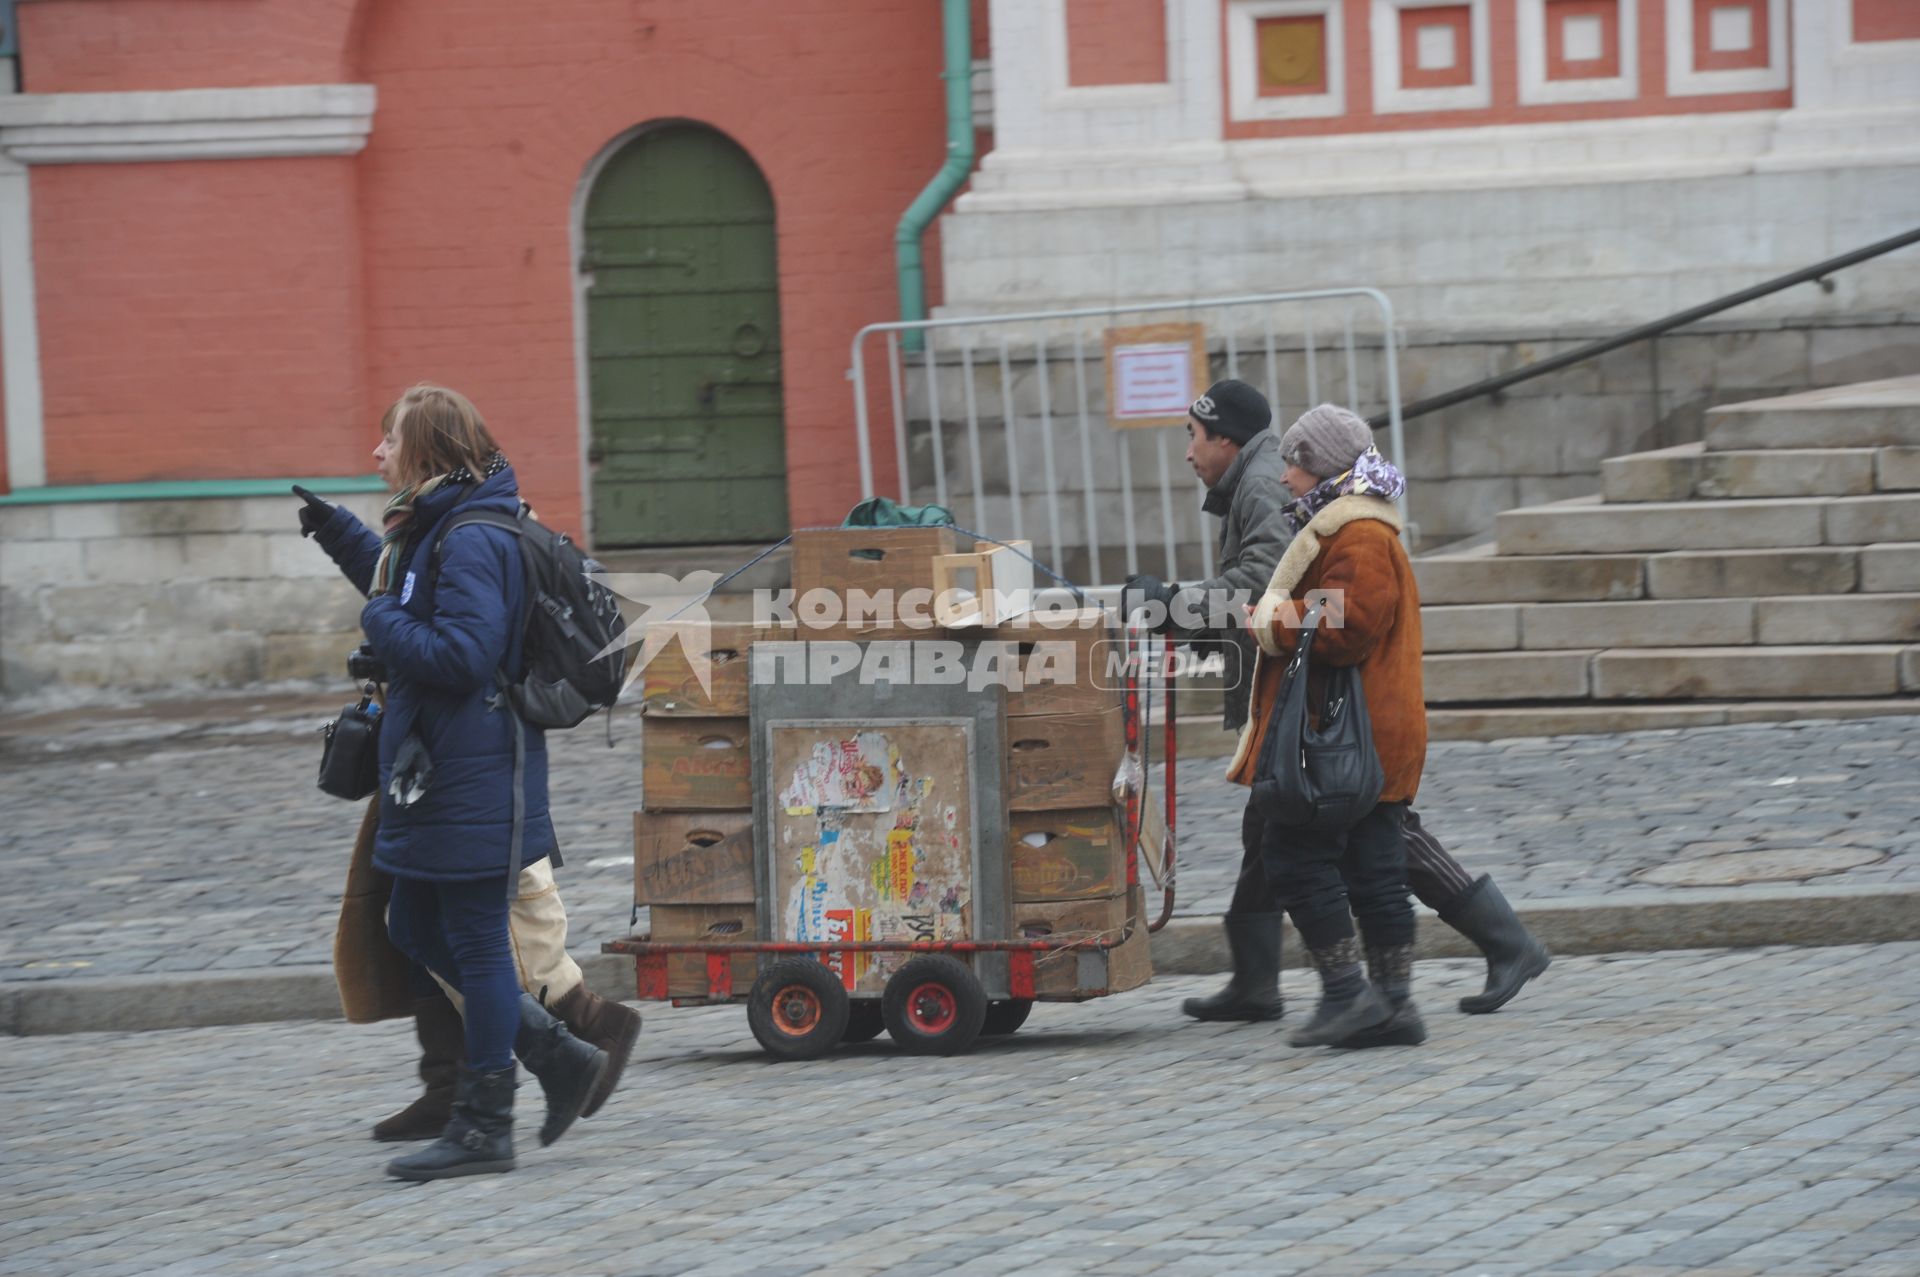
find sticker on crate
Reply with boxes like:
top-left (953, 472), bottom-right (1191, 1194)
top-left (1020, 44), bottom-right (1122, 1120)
top-left (770, 724), bottom-right (975, 996)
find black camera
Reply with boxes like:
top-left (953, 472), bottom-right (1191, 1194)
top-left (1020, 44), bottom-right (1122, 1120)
top-left (346, 643), bottom-right (388, 684)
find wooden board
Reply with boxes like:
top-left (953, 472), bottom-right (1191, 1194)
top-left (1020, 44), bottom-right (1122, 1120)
top-left (981, 608), bottom-right (1125, 717)
top-left (1009, 806), bottom-right (1126, 902)
top-left (641, 717), bottom-right (752, 811)
top-left (766, 723), bottom-right (977, 996)
top-left (633, 811), bottom-right (755, 905)
top-left (1014, 884), bottom-right (1150, 998)
top-left (1007, 706), bottom-right (1127, 811)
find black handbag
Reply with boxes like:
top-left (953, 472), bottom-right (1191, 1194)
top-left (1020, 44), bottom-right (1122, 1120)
top-left (318, 685), bottom-right (383, 801)
top-left (1250, 604), bottom-right (1386, 834)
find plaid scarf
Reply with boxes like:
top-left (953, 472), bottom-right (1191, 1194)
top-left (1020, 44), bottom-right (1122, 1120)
top-left (370, 452), bottom-right (508, 595)
top-left (1281, 445), bottom-right (1407, 536)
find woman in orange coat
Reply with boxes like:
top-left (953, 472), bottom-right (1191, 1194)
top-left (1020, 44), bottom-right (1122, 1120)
top-left (1228, 404), bottom-right (1427, 1049)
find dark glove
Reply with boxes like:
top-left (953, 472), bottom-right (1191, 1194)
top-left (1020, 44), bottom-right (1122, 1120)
top-left (292, 484), bottom-right (333, 538)
top-left (1122, 574), bottom-right (1180, 634)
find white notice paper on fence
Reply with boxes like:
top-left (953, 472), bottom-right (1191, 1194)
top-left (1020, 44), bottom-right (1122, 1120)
top-left (1112, 345), bottom-right (1194, 419)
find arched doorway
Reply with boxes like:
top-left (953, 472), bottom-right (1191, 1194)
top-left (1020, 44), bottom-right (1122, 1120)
top-left (582, 123), bottom-right (788, 546)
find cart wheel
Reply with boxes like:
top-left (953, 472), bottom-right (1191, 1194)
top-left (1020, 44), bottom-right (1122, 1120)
top-left (843, 1001), bottom-right (886, 1044)
top-left (748, 959), bottom-right (849, 1061)
top-left (981, 999), bottom-right (1034, 1037)
top-left (882, 956), bottom-right (987, 1056)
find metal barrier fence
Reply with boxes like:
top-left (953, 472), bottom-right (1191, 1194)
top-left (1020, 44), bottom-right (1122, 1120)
top-left (848, 290), bottom-right (1405, 588)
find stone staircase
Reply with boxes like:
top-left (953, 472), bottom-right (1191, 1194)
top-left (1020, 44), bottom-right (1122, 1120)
top-left (1412, 376), bottom-right (1920, 736)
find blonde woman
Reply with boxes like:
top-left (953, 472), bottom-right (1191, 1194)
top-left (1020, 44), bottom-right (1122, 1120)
top-left (302, 385), bottom-right (607, 1179)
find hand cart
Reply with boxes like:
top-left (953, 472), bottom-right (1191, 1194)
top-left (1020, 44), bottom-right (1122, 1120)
top-left (605, 628), bottom-right (1182, 1060)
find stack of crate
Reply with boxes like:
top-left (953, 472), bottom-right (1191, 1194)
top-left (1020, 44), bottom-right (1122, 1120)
top-left (634, 620), bottom-right (772, 999)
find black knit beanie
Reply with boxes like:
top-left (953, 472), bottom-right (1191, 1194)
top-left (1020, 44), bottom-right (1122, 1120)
top-left (1189, 379), bottom-right (1271, 446)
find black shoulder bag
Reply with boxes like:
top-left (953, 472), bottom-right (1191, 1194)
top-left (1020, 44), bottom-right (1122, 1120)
top-left (318, 682), bottom-right (382, 801)
top-left (1249, 603), bottom-right (1386, 835)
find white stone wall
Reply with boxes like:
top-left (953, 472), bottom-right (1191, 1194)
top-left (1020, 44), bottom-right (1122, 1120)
top-left (0, 493), bottom-right (385, 702)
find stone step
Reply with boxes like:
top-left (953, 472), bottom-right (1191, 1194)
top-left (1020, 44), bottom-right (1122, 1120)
top-left (1643, 547), bottom-right (1861, 599)
top-left (1703, 376), bottom-right (1920, 450)
top-left (1423, 650), bottom-right (1596, 702)
top-left (1424, 595), bottom-right (1920, 651)
top-left (1591, 645), bottom-right (1917, 700)
top-left (1863, 543), bottom-right (1920, 592)
top-left (1601, 442), bottom-right (1880, 503)
top-left (1495, 493), bottom-right (1920, 555)
top-left (1414, 543), bottom-right (1645, 604)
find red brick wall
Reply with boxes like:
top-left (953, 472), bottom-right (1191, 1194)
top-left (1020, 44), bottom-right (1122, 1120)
top-left (1853, 0), bottom-right (1920, 43)
top-left (1067, 0), bottom-right (1170, 86)
top-left (15, 0), bottom-right (962, 542)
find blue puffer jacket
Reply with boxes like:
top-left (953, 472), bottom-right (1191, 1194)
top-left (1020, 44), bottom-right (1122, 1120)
top-left (315, 466), bottom-right (555, 882)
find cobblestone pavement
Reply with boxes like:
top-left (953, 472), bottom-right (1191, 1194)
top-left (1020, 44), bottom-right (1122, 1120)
top-left (2, 946), bottom-right (1916, 1277)
top-left (2, 704), bottom-right (1917, 981)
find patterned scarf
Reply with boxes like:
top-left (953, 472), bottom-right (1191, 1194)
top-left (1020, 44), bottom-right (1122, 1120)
top-left (1281, 445), bottom-right (1407, 536)
top-left (370, 451), bottom-right (509, 596)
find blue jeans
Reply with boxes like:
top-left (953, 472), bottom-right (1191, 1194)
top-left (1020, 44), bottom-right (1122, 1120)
top-left (386, 876), bottom-right (519, 1072)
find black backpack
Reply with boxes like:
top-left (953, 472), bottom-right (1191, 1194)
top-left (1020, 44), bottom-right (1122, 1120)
top-left (435, 505), bottom-right (630, 729)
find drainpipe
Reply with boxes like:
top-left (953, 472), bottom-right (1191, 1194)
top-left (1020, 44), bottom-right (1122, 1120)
top-left (895, 0), bottom-right (975, 354)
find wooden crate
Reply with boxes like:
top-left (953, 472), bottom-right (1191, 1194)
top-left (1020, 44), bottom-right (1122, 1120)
top-left (931, 541), bottom-right (1033, 628)
top-left (1009, 806), bottom-right (1126, 902)
top-left (982, 608), bottom-right (1124, 717)
top-left (1014, 884), bottom-right (1150, 998)
top-left (633, 811), bottom-right (755, 905)
top-left (1007, 705), bottom-right (1127, 811)
top-left (790, 527), bottom-right (961, 640)
top-left (641, 717), bottom-right (752, 811)
top-left (649, 902), bottom-right (758, 999)
top-left (638, 621), bottom-right (789, 717)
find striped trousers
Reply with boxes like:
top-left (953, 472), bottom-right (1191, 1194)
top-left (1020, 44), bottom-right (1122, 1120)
top-left (1230, 800), bottom-right (1478, 918)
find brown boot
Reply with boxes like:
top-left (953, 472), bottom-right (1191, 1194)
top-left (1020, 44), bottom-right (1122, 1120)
top-left (550, 985), bottom-right (641, 1118)
top-left (373, 991), bottom-right (465, 1142)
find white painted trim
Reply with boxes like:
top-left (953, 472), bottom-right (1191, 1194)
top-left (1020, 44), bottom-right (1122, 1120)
top-left (0, 155), bottom-right (44, 488)
top-left (1226, 0), bottom-right (1347, 122)
top-left (0, 85), bottom-right (375, 164)
top-left (1517, 0), bottom-right (1638, 106)
top-left (1666, 0), bottom-right (1790, 97)
top-left (1371, 0), bottom-right (1493, 115)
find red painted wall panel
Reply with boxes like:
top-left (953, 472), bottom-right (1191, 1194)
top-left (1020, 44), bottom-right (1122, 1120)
top-left (1068, 0), bottom-right (1170, 86)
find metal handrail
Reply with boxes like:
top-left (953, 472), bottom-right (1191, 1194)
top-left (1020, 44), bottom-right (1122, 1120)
top-left (1368, 225), bottom-right (1920, 429)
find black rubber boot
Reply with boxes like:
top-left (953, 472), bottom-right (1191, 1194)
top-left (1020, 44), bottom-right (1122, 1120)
top-left (515, 993), bottom-right (608, 1148)
top-left (1182, 913), bottom-right (1284, 1023)
top-left (1288, 937), bottom-right (1393, 1048)
top-left (1335, 942), bottom-right (1427, 1048)
top-left (385, 1065), bottom-right (516, 1181)
top-left (373, 992), bottom-right (465, 1142)
top-left (1440, 875), bottom-right (1551, 1014)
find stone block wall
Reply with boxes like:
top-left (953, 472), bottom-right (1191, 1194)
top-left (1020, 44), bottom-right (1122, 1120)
top-left (895, 316), bottom-right (1920, 578)
top-left (0, 492), bottom-right (385, 701)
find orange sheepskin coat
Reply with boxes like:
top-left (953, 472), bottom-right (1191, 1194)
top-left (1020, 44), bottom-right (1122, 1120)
top-left (1226, 495), bottom-right (1428, 804)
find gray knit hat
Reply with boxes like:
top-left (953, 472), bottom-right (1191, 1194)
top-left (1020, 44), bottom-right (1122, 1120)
top-left (1279, 404), bottom-right (1374, 479)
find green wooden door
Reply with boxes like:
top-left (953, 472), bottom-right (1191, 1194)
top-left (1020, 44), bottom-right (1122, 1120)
top-left (584, 124), bottom-right (789, 546)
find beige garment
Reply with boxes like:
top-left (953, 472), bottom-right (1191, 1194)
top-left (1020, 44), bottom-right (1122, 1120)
top-left (430, 856), bottom-right (586, 1011)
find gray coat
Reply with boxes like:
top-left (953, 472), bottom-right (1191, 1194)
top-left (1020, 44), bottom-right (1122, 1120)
top-left (1166, 429), bottom-right (1294, 730)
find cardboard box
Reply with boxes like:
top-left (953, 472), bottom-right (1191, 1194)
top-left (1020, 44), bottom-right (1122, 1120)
top-left (982, 608), bottom-right (1124, 717)
top-left (641, 717), bottom-right (752, 810)
top-left (1006, 705), bottom-right (1127, 811)
top-left (639, 621), bottom-right (788, 717)
top-left (1014, 884), bottom-right (1150, 998)
top-left (791, 527), bottom-right (962, 641)
top-left (1009, 806), bottom-right (1126, 902)
top-left (650, 902), bottom-right (758, 999)
top-left (633, 811), bottom-right (756, 905)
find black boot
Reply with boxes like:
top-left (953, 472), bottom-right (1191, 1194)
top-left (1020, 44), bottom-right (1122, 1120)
top-left (1182, 913), bottom-right (1284, 1022)
top-left (1335, 942), bottom-right (1426, 1048)
top-left (373, 992), bottom-right (465, 1142)
top-left (385, 1065), bottom-right (516, 1181)
top-left (1287, 937), bottom-right (1393, 1048)
top-left (1440, 876), bottom-right (1550, 1014)
top-left (515, 993), bottom-right (608, 1147)
top-left (550, 984), bottom-right (642, 1118)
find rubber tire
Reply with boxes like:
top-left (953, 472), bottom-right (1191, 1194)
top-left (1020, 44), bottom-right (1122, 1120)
top-left (747, 958), bottom-right (849, 1061)
top-left (881, 955), bottom-right (987, 1056)
top-left (843, 1001), bottom-right (886, 1044)
top-left (981, 999), bottom-right (1034, 1037)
